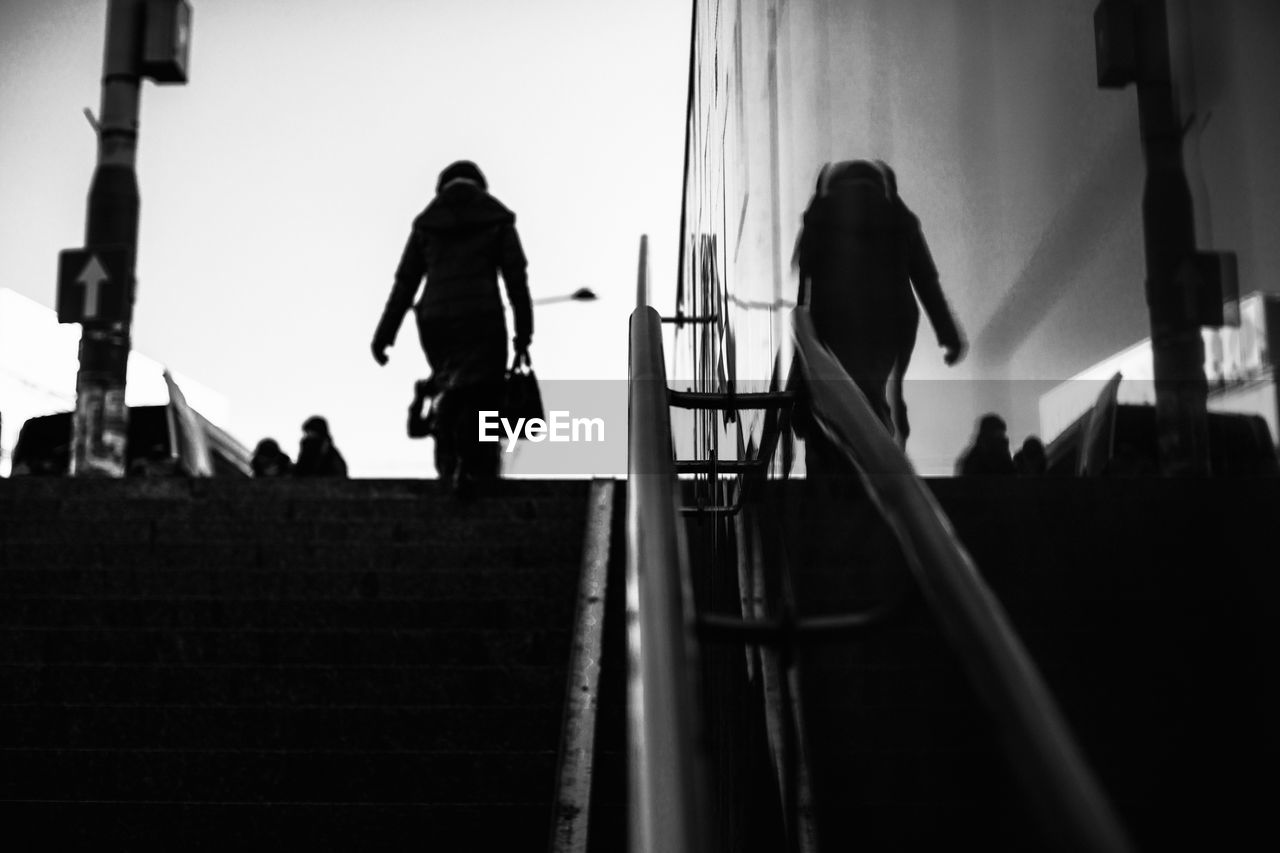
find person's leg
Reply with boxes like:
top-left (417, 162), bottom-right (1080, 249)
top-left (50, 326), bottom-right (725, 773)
top-left (890, 320), bottom-right (919, 448)
top-left (848, 341), bottom-right (895, 437)
top-left (418, 312), bottom-right (508, 489)
top-left (472, 379), bottom-right (505, 479)
top-left (432, 391), bottom-right (460, 482)
top-left (852, 375), bottom-right (892, 430)
top-left (415, 313), bottom-right (458, 482)
top-left (454, 380), bottom-right (504, 486)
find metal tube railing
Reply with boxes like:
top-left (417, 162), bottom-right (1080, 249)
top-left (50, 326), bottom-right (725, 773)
top-left (626, 239), bottom-right (707, 853)
top-left (792, 308), bottom-right (1133, 853)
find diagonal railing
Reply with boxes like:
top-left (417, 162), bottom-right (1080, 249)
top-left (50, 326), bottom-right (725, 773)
top-left (792, 307), bottom-right (1134, 853)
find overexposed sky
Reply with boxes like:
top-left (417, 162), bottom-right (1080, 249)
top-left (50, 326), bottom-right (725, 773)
top-left (0, 0), bottom-right (689, 476)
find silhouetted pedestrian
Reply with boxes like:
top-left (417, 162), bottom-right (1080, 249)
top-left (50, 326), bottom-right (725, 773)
top-left (1013, 435), bottom-right (1047, 476)
top-left (251, 438), bottom-right (294, 477)
top-left (957, 414), bottom-right (1016, 476)
top-left (294, 416), bottom-right (348, 478)
top-left (796, 160), bottom-right (965, 446)
top-left (372, 160), bottom-right (533, 493)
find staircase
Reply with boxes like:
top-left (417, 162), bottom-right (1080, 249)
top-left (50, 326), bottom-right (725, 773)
top-left (767, 474), bottom-right (1277, 852)
top-left (0, 477), bottom-right (595, 849)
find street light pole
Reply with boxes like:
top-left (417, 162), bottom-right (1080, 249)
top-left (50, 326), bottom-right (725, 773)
top-left (1095, 0), bottom-right (1236, 476)
top-left (1132, 0), bottom-right (1209, 476)
top-left (72, 0), bottom-right (144, 477)
top-left (70, 0), bottom-right (190, 476)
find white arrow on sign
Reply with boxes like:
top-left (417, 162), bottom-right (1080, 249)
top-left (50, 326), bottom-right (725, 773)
top-left (76, 255), bottom-right (110, 320)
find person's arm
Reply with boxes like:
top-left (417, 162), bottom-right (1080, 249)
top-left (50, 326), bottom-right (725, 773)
top-left (498, 222), bottom-right (533, 357)
top-left (902, 206), bottom-right (965, 364)
top-left (793, 228), bottom-right (810, 306)
top-left (372, 230), bottom-right (427, 364)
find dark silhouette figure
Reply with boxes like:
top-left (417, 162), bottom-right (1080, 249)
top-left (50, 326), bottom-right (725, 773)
top-left (796, 160), bottom-right (965, 445)
top-left (294, 416), bottom-right (348, 478)
top-left (1013, 435), bottom-right (1047, 476)
top-left (956, 414), bottom-right (1016, 476)
top-left (372, 160), bottom-right (533, 491)
top-left (251, 438), bottom-right (294, 477)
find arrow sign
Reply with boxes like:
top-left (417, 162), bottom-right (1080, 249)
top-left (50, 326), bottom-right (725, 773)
top-left (57, 246), bottom-right (132, 325)
top-left (76, 255), bottom-right (109, 319)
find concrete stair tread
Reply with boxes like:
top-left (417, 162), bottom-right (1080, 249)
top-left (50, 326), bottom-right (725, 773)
top-left (0, 703), bottom-right (565, 750)
top-left (2, 542), bottom-right (585, 571)
top-left (0, 661), bottom-right (569, 702)
top-left (2, 626), bottom-right (573, 667)
top-left (0, 597), bottom-right (576, 629)
top-left (0, 800), bottom-right (558, 849)
top-left (0, 747), bottom-right (561, 802)
top-left (0, 569), bottom-right (580, 599)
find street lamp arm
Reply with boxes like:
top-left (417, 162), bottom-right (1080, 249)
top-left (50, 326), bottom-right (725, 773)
top-left (532, 287), bottom-right (599, 306)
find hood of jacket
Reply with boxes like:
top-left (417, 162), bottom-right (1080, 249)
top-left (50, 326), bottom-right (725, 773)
top-left (415, 181), bottom-right (515, 232)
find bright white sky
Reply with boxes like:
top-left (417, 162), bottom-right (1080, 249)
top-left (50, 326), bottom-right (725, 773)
top-left (0, 0), bottom-right (689, 476)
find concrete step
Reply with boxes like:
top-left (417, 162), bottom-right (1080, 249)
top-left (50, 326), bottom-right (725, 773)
top-left (0, 800), bottom-right (553, 850)
top-left (0, 596), bottom-right (576, 631)
top-left (0, 476), bottom-right (590, 505)
top-left (0, 567), bottom-right (576, 600)
top-left (0, 662), bottom-right (567, 706)
top-left (2, 537), bottom-right (584, 572)
top-left (0, 703), bottom-right (563, 751)
top-left (1, 626), bottom-right (572, 666)
top-left (0, 747), bottom-right (560, 803)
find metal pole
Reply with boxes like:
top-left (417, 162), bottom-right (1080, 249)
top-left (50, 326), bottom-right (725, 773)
top-left (1134, 0), bottom-right (1210, 475)
top-left (72, 0), bottom-right (144, 477)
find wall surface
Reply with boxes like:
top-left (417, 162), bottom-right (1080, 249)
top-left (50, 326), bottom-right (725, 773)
top-left (677, 0), bottom-right (1280, 473)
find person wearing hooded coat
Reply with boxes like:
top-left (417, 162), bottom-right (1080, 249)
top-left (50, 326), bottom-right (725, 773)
top-left (294, 415), bottom-right (349, 478)
top-left (251, 438), bottom-right (294, 477)
top-left (795, 160), bottom-right (965, 446)
top-left (956, 413), bottom-right (1016, 476)
top-left (371, 160), bottom-right (533, 488)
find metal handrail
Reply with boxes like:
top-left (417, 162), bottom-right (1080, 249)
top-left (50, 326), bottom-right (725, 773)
top-left (626, 240), bottom-right (707, 853)
top-left (792, 308), bottom-right (1133, 853)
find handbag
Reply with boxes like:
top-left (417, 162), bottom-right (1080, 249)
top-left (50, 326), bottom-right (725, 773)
top-left (502, 352), bottom-right (544, 440)
top-left (406, 378), bottom-right (438, 439)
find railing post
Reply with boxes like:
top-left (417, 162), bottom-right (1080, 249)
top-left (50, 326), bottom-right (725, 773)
top-left (70, 0), bottom-right (191, 476)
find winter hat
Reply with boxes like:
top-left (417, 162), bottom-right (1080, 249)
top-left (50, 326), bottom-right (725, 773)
top-left (301, 416), bottom-right (331, 438)
top-left (254, 438), bottom-right (283, 456)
